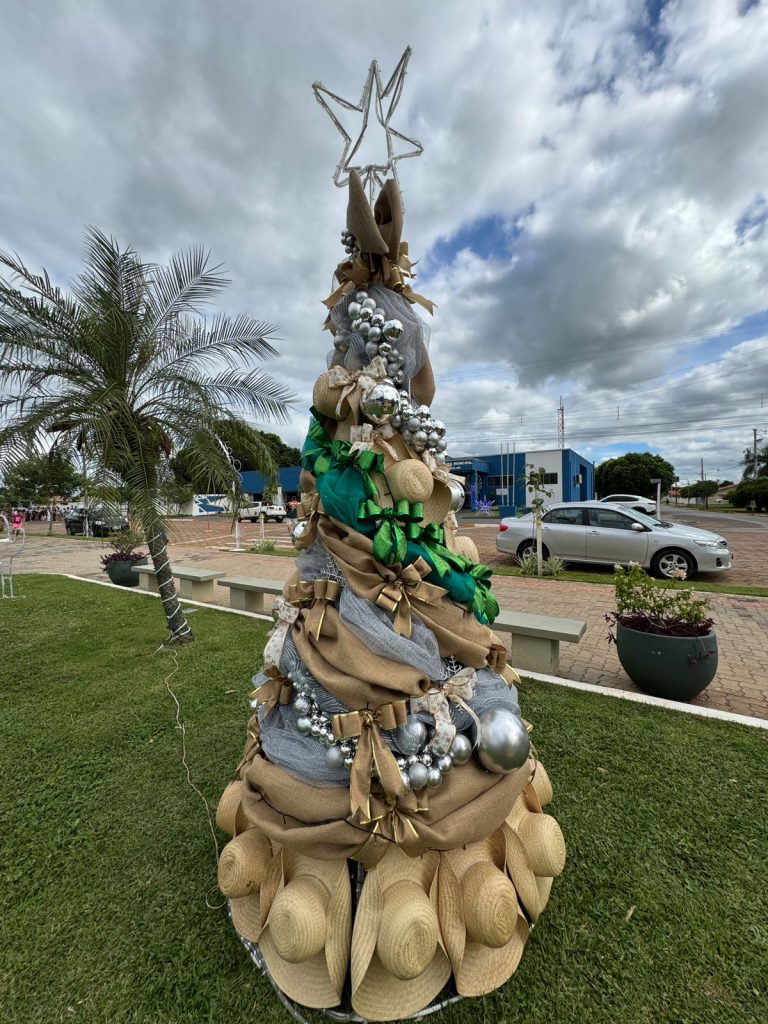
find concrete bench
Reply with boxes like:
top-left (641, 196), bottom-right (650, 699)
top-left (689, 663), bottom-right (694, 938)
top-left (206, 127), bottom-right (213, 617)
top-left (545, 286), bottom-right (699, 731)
top-left (493, 610), bottom-right (586, 675)
top-left (131, 563), bottom-right (160, 593)
top-left (130, 564), bottom-right (225, 602)
top-left (173, 566), bottom-right (225, 601)
top-left (217, 576), bottom-right (284, 613)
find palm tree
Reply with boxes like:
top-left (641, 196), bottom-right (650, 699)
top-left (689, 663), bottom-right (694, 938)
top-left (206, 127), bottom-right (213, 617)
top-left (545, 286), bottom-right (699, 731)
top-left (0, 227), bottom-right (293, 642)
top-left (741, 442), bottom-right (768, 481)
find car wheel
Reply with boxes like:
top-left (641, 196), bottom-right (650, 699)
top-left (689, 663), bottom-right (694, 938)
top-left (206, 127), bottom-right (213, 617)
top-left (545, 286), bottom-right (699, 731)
top-left (516, 539), bottom-right (550, 560)
top-left (249, 517), bottom-right (258, 523)
top-left (651, 549), bottom-right (696, 580)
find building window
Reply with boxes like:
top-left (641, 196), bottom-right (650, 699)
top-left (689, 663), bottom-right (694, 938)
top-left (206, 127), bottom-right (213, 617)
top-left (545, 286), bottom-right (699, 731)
top-left (542, 472), bottom-right (558, 485)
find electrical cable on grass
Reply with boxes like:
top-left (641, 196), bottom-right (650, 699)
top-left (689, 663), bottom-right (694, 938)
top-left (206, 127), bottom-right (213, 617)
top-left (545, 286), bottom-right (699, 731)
top-left (156, 642), bottom-right (226, 910)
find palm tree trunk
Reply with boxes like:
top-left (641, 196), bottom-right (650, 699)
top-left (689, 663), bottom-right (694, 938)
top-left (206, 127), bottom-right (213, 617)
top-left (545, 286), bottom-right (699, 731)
top-left (141, 514), bottom-right (194, 643)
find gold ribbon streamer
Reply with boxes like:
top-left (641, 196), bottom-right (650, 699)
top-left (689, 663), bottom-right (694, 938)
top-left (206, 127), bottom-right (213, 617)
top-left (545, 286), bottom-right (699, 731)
top-left (295, 493), bottom-right (323, 548)
top-left (332, 701), bottom-right (409, 821)
top-left (285, 578), bottom-right (342, 640)
top-left (364, 790), bottom-right (429, 857)
top-left (373, 556), bottom-right (448, 638)
top-left (249, 670), bottom-right (293, 720)
top-left (323, 244), bottom-right (434, 319)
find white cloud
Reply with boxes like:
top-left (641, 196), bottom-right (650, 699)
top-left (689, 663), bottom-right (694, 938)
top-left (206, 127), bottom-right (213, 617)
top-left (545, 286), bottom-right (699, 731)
top-left (1, 0), bottom-right (766, 482)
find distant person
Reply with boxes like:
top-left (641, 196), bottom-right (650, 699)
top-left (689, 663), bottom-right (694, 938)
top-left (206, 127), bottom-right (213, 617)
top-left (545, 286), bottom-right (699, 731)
top-left (11, 509), bottom-right (25, 535)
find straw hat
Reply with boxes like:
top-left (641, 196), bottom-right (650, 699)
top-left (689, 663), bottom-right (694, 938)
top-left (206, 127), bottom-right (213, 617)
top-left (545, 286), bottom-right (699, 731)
top-left (447, 534), bottom-right (479, 564)
top-left (258, 849), bottom-right (352, 1009)
top-left (384, 459), bottom-right (434, 504)
top-left (215, 780), bottom-right (243, 836)
top-left (523, 761), bottom-right (554, 813)
top-left (440, 831), bottom-right (529, 997)
top-left (218, 829), bottom-right (272, 899)
top-left (508, 800), bottom-right (566, 879)
top-left (313, 371), bottom-right (351, 421)
top-left (350, 847), bottom-right (450, 1021)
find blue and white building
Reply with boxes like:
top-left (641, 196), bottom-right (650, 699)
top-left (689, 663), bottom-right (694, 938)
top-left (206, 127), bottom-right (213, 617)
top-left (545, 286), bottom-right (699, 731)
top-left (447, 448), bottom-right (595, 511)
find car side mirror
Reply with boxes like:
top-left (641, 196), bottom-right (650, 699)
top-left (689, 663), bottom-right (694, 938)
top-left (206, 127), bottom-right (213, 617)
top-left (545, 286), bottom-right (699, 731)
top-left (631, 522), bottom-right (645, 532)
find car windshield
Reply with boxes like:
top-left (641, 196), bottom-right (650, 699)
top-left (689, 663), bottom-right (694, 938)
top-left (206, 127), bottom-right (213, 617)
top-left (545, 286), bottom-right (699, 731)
top-left (623, 508), bottom-right (662, 527)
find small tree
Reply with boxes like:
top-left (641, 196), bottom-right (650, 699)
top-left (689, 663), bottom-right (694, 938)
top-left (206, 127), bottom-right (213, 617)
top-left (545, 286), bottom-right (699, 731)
top-left (595, 452), bottom-right (676, 498)
top-left (680, 480), bottom-right (719, 508)
top-left (523, 464), bottom-right (553, 577)
top-left (2, 451), bottom-right (83, 531)
top-left (0, 228), bottom-right (293, 643)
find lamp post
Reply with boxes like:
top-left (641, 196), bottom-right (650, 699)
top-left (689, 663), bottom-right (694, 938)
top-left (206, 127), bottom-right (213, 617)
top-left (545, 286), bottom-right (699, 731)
top-left (650, 477), bottom-right (662, 520)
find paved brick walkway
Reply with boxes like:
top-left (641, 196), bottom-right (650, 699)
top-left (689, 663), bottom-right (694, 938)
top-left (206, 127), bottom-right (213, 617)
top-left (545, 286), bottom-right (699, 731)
top-left (14, 525), bottom-right (768, 721)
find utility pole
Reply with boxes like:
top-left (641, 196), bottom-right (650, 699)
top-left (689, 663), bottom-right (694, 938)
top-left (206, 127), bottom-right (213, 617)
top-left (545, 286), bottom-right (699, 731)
top-left (700, 458), bottom-right (704, 482)
top-left (557, 396), bottom-right (565, 449)
top-left (755, 428), bottom-right (760, 480)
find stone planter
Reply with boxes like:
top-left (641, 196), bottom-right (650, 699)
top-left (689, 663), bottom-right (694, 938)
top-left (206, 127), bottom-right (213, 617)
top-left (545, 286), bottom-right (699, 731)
top-left (616, 622), bottom-right (718, 701)
top-left (105, 557), bottom-right (148, 587)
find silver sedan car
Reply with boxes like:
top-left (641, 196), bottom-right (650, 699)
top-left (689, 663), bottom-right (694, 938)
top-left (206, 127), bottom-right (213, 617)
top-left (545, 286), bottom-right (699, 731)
top-left (496, 501), bottom-right (732, 578)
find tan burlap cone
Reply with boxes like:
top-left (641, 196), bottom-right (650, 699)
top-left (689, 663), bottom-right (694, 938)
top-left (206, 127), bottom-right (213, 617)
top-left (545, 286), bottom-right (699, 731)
top-left (350, 847), bottom-right (450, 1021)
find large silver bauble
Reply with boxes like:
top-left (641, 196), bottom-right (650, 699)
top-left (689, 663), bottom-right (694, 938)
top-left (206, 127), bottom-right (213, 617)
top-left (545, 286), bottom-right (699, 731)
top-left (296, 716), bottom-right (312, 736)
top-left (361, 297), bottom-right (377, 311)
top-left (326, 745), bottom-right (345, 769)
top-left (437, 754), bottom-right (453, 774)
top-left (450, 733), bottom-right (473, 765)
top-left (383, 319), bottom-right (403, 341)
top-left (362, 382), bottom-right (399, 424)
top-left (395, 715), bottom-right (427, 755)
top-left (408, 762), bottom-right (430, 791)
top-left (347, 301), bottom-right (361, 320)
top-left (473, 707), bottom-right (531, 774)
top-left (427, 767), bottom-right (443, 789)
top-left (365, 340), bottom-right (380, 358)
top-left (447, 479), bottom-right (465, 512)
top-left (367, 325), bottom-right (382, 342)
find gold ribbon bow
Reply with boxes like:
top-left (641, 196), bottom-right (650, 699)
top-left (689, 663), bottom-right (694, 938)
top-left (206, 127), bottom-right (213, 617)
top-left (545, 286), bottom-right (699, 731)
top-left (332, 700), bottom-right (408, 821)
top-left (374, 556), bottom-right (448, 638)
top-left (363, 790), bottom-right (429, 857)
top-left (322, 246), bottom-right (434, 319)
top-left (294, 493), bottom-right (323, 548)
top-left (249, 668), bottom-right (293, 721)
top-left (285, 578), bottom-right (342, 640)
top-left (325, 357), bottom-right (389, 418)
top-left (411, 667), bottom-right (480, 756)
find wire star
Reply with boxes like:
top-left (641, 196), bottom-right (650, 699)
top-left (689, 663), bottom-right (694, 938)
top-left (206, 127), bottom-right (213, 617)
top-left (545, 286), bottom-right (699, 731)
top-left (312, 46), bottom-right (423, 202)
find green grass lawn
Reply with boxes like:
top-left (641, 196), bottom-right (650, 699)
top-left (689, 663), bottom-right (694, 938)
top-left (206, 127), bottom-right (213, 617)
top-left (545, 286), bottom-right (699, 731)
top-left (1, 576), bottom-right (767, 1024)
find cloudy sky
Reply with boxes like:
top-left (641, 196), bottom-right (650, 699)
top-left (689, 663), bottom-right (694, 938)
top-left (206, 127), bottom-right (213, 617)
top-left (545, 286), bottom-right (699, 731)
top-left (2, 0), bottom-right (767, 485)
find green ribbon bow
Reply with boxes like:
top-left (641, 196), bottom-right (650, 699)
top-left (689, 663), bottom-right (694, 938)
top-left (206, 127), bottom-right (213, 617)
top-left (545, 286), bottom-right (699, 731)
top-left (301, 414), bottom-right (383, 499)
top-left (468, 563), bottom-right (500, 624)
top-left (358, 498), bottom-right (424, 565)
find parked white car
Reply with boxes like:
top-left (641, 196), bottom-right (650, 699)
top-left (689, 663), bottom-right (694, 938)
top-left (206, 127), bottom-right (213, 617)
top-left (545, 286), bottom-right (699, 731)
top-left (238, 503), bottom-right (288, 523)
top-left (598, 493), bottom-right (657, 515)
top-left (496, 501), bottom-right (732, 578)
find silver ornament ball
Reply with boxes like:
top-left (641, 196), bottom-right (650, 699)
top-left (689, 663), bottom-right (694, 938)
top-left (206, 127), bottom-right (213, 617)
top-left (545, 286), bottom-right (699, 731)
top-left (365, 340), bottom-right (380, 358)
top-left (435, 438), bottom-right (448, 453)
top-left (355, 291), bottom-right (368, 303)
top-left (347, 301), bottom-right (361, 319)
top-left (395, 715), bottom-right (427, 756)
top-left (326, 745), bottom-right (345, 769)
top-left (474, 707), bottom-right (531, 774)
top-left (293, 695), bottom-right (310, 716)
top-left (413, 429), bottom-right (428, 446)
top-left (390, 413), bottom-right (403, 429)
top-left (437, 754), bottom-right (454, 774)
top-left (427, 767), bottom-right (443, 789)
top-left (371, 312), bottom-right (385, 328)
top-left (361, 297), bottom-right (377, 311)
top-left (400, 770), bottom-right (413, 794)
top-left (406, 416), bottom-right (422, 432)
top-left (358, 321), bottom-right (371, 337)
top-left (296, 716), bottom-right (312, 736)
top-left (408, 762), bottom-right (430, 791)
top-left (367, 325), bottom-right (382, 342)
top-left (358, 305), bottom-right (373, 322)
top-left (450, 733), bottom-right (473, 765)
top-left (377, 341), bottom-right (393, 358)
top-left (362, 382), bottom-right (400, 424)
top-left (383, 319), bottom-right (404, 341)
top-left (447, 479), bottom-right (465, 512)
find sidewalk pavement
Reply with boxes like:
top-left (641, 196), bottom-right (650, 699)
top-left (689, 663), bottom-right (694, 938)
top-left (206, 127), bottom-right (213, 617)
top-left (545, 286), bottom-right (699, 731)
top-left (13, 531), bottom-right (768, 721)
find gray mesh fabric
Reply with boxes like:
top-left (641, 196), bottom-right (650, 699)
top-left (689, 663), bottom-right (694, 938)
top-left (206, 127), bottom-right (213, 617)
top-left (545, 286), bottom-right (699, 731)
top-left (327, 286), bottom-right (430, 383)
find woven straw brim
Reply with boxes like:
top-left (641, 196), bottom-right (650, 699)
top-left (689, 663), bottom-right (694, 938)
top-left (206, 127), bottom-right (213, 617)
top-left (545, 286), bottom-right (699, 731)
top-left (229, 893), bottom-right (262, 943)
top-left (523, 761), bottom-right (554, 813)
top-left (455, 910), bottom-right (528, 998)
top-left (258, 852), bottom-right (351, 1010)
top-left (503, 824), bottom-right (541, 922)
top-left (383, 460), bottom-right (434, 504)
top-left (351, 848), bottom-right (450, 1022)
top-left (536, 875), bottom-right (554, 914)
top-left (517, 813), bottom-right (566, 878)
top-left (215, 780), bottom-right (242, 836)
top-left (351, 948), bottom-right (451, 1022)
top-left (420, 479), bottom-right (452, 526)
top-left (448, 535), bottom-right (479, 563)
top-left (218, 829), bottom-right (272, 898)
top-left (313, 373), bottom-right (351, 421)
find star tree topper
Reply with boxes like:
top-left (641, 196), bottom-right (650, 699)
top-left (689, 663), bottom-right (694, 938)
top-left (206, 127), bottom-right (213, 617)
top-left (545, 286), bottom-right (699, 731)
top-left (312, 46), bottom-right (423, 202)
